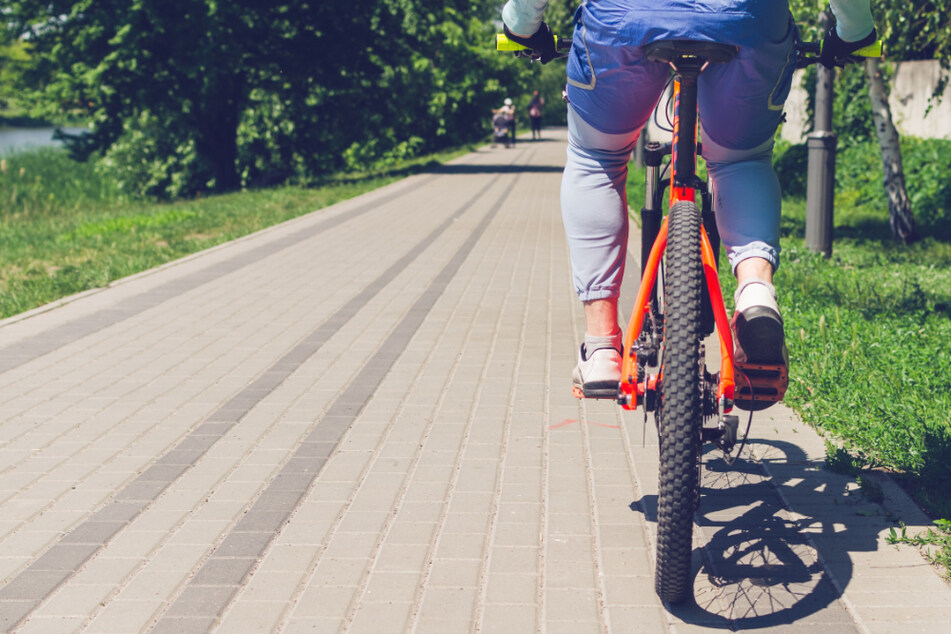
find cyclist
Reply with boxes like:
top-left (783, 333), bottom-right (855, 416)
top-left (501, 0), bottom-right (876, 407)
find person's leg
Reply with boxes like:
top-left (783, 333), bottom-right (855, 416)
top-left (561, 106), bottom-right (647, 395)
top-left (560, 2), bottom-right (671, 395)
top-left (561, 106), bottom-right (638, 327)
top-left (698, 16), bottom-right (796, 404)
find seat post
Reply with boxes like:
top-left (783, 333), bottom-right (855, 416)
top-left (672, 60), bottom-right (703, 188)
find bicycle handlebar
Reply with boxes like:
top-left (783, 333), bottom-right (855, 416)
top-left (495, 33), bottom-right (572, 58)
top-left (796, 39), bottom-right (883, 68)
top-left (495, 32), bottom-right (883, 69)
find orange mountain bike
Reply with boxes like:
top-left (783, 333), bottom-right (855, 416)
top-left (497, 31), bottom-right (881, 605)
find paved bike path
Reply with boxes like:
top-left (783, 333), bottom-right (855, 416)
top-left (0, 129), bottom-right (947, 633)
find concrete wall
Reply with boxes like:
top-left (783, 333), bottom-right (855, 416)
top-left (780, 59), bottom-right (951, 143)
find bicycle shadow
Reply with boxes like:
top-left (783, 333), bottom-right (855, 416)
top-left (631, 438), bottom-right (884, 628)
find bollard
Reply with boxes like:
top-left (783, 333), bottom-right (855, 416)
top-left (805, 11), bottom-right (836, 256)
top-left (805, 131), bottom-right (837, 256)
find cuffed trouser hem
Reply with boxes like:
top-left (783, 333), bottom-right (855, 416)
top-left (577, 288), bottom-right (620, 303)
top-left (727, 242), bottom-right (780, 273)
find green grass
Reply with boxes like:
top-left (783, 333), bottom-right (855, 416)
top-left (887, 519), bottom-right (951, 574)
top-left (0, 146), bottom-right (469, 319)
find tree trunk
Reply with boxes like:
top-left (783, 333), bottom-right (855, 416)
top-left (195, 74), bottom-right (244, 193)
top-left (865, 58), bottom-right (919, 244)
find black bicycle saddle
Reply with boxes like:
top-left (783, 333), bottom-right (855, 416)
top-left (644, 40), bottom-right (738, 65)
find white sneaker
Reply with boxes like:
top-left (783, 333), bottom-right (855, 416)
top-left (572, 332), bottom-right (622, 399)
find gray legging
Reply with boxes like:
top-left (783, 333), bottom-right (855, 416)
top-left (560, 105), bottom-right (781, 302)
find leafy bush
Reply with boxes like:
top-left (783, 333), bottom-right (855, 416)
top-left (899, 137), bottom-right (951, 232)
top-left (835, 136), bottom-right (951, 236)
top-left (97, 111), bottom-right (209, 200)
top-left (774, 134), bottom-right (951, 237)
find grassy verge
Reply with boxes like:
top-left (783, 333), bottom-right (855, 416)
top-left (0, 146), bottom-right (470, 319)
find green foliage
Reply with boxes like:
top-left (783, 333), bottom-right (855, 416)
top-left (887, 520), bottom-right (951, 578)
top-left (4, 0), bottom-right (540, 198)
top-left (789, 0), bottom-right (951, 65)
top-left (789, 0), bottom-right (950, 102)
top-left (792, 61), bottom-right (879, 144)
top-left (0, 38), bottom-right (31, 115)
top-left (836, 136), bottom-right (951, 236)
top-left (96, 111), bottom-right (209, 200)
top-left (831, 64), bottom-right (877, 148)
top-left (768, 189), bottom-right (951, 519)
top-left (871, 2), bottom-right (951, 67)
top-left (772, 139), bottom-right (809, 198)
top-left (0, 147), bottom-right (124, 218)
top-left (775, 135), bottom-right (951, 237)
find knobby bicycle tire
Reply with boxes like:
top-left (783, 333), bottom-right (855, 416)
top-left (654, 200), bottom-right (704, 604)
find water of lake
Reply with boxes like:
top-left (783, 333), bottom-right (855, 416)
top-left (0, 127), bottom-right (86, 156)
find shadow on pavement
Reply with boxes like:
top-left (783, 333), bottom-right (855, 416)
top-left (631, 438), bottom-right (881, 629)
top-left (424, 163), bottom-right (564, 175)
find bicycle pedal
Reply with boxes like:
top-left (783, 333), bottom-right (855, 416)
top-left (734, 361), bottom-right (788, 410)
top-left (572, 385), bottom-right (620, 400)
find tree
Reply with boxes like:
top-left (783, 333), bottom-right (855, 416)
top-left (789, 0), bottom-right (935, 244)
top-left (7, 1), bottom-right (362, 193)
top-left (864, 1), bottom-right (951, 242)
top-left (6, 0), bottom-right (529, 197)
top-left (865, 58), bottom-right (918, 243)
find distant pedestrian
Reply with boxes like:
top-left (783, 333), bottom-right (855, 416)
top-left (529, 90), bottom-right (545, 140)
top-left (493, 98), bottom-right (516, 147)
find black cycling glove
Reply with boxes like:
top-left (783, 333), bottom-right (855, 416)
top-left (503, 22), bottom-right (557, 64)
top-left (820, 26), bottom-right (877, 69)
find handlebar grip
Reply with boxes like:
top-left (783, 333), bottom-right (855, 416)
top-left (851, 40), bottom-right (884, 58)
top-left (820, 39), bottom-right (884, 59)
top-left (495, 34), bottom-right (525, 51)
top-left (495, 33), bottom-right (563, 52)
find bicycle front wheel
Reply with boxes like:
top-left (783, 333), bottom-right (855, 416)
top-left (654, 200), bottom-right (704, 604)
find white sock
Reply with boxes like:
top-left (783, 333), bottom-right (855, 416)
top-left (584, 330), bottom-right (622, 355)
top-left (734, 279), bottom-right (779, 314)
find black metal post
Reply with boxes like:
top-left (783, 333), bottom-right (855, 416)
top-left (806, 11), bottom-right (837, 256)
